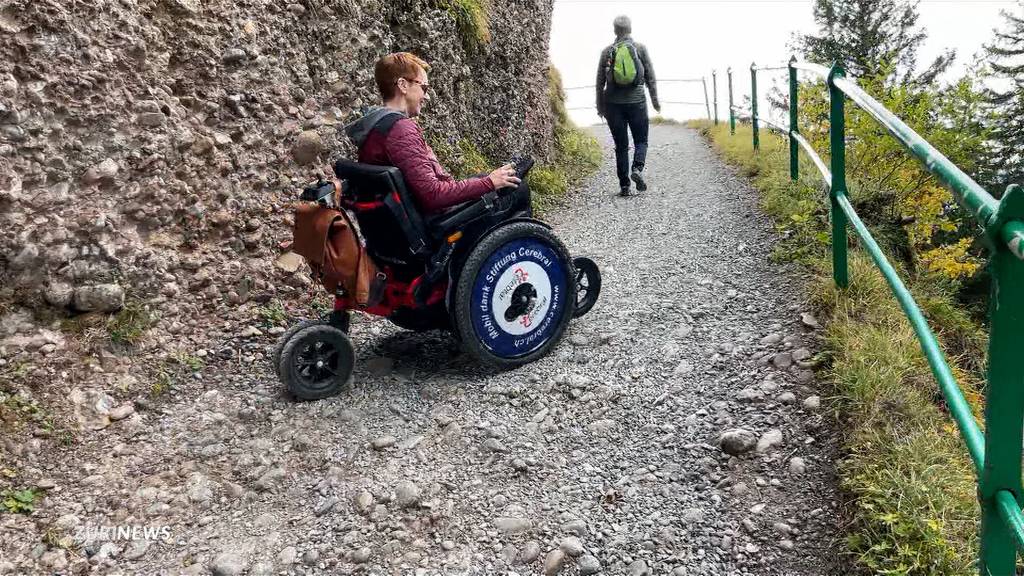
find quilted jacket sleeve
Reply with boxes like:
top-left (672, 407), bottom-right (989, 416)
top-left (385, 119), bottom-right (494, 214)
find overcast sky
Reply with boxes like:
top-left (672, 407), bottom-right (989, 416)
top-left (550, 0), bottom-right (1019, 126)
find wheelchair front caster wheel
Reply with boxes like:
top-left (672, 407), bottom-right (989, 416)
top-left (271, 318), bottom-right (326, 380)
top-left (270, 313), bottom-right (349, 379)
top-left (572, 257), bottom-right (601, 318)
top-left (277, 323), bottom-right (354, 400)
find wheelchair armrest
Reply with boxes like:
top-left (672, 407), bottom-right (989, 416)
top-left (426, 192), bottom-right (499, 239)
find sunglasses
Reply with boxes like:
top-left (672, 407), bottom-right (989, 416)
top-left (402, 77), bottom-right (430, 94)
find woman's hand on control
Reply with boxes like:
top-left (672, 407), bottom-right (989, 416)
top-left (488, 164), bottom-right (521, 190)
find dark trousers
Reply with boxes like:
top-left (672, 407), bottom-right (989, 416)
top-left (606, 102), bottom-right (649, 188)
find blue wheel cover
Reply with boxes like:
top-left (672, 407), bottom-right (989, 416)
top-left (470, 238), bottom-right (568, 359)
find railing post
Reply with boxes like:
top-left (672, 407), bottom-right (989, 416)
top-left (827, 62), bottom-right (848, 288)
top-left (727, 67), bottom-right (735, 135)
top-left (712, 70), bottom-right (718, 125)
top-left (979, 184), bottom-right (1024, 575)
top-left (788, 56), bottom-right (799, 182)
top-left (750, 62), bottom-right (759, 151)
top-left (702, 76), bottom-right (711, 121)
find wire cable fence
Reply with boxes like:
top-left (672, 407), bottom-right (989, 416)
top-left (562, 78), bottom-right (717, 119)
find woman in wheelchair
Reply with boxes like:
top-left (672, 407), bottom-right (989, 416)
top-left (344, 52), bottom-right (529, 217)
top-left (275, 53), bottom-right (601, 400)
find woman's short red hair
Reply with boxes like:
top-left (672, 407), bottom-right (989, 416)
top-left (374, 52), bottom-right (430, 99)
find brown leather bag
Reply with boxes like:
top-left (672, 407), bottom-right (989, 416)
top-left (292, 202), bottom-right (382, 307)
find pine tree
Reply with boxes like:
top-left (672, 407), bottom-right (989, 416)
top-left (983, 4), bottom-right (1024, 190)
top-left (795, 0), bottom-right (954, 84)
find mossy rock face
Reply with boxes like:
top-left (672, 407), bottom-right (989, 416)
top-left (434, 0), bottom-right (492, 52)
top-left (426, 137), bottom-right (491, 180)
top-left (546, 65), bottom-right (601, 192)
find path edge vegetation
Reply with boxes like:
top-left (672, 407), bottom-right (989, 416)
top-left (691, 119), bottom-right (986, 575)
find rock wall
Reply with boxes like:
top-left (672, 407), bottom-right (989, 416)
top-left (0, 0), bottom-right (555, 332)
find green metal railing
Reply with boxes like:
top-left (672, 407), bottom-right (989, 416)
top-left (725, 58), bottom-right (1024, 575)
top-left (564, 78), bottom-right (714, 119)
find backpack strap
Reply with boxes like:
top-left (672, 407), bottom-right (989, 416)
top-left (623, 41), bottom-right (645, 87)
top-left (382, 188), bottom-right (430, 258)
top-left (373, 111), bottom-right (406, 137)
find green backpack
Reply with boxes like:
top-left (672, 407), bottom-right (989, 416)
top-left (610, 41), bottom-right (644, 87)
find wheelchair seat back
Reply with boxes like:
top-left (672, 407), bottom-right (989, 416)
top-left (333, 160), bottom-right (434, 274)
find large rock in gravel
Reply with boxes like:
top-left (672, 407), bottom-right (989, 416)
top-left (803, 395), bottom-right (822, 411)
top-left (561, 519), bottom-right (588, 536)
top-left (72, 284), bottom-right (124, 312)
top-left (371, 435), bottom-right (396, 450)
top-left (395, 480), bottom-right (421, 508)
top-left (253, 467), bottom-right (286, 491)
top-left (43, 281), bottom-right (75, 308)
top-left (628, 559), bottom-right (651, 576)
top-left (559, 536), bottom-right (584, 557)
top-left (789, 457), bottom-right (807, 475)
top-left (274, 252), bottom-right (304, 274)
top-left (277, 546), bottom-right (297, 565)
top-left (544, 549), bottom-right (566, 575)
top-left (682, 508), bottom-right (705, 524)
top-left (69, 388), bottom-right (116, 431)
top-left (736, 387), bottom-right (763, 403)
top-left (352, 547), bottom-right (372, 563)
top-left (519, 540), bottom-right (542, 564)
top-left (756, 429), bottom-right (784, 453)
top-left (210, 552), bottom-right (248, 576)
top-left (801, 312), bottom-right (821, 328)
top-left (771, 352), bottom-right (793, 369)
top-left (579, 554), bottom-right (601, 574)
top-left (495, 517), bottom-right (533, 534)
top-left (719, 429), bottom-right (757, 455)
top-left (39, 550), bottom-right (67, 571)
top-left (354, 490), bottom-right (374, 514)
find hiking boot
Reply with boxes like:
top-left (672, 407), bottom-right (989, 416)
top-left (630, 168), bottom-right (648, 192)
top-left (619, 185), bottom-right (631, 197)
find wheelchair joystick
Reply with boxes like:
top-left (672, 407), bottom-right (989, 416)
top-left (299, 179), bottom-right (341, 208)
top-left (509, 156), bottom-right (535, 181)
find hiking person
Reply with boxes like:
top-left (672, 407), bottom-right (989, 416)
top-left (595, 15), bottom-right (659, 197)
top-left (345, 52), bottom-right (526, 215)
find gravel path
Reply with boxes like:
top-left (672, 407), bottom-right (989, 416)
top-left (1, 125), bottom-right (843, 575)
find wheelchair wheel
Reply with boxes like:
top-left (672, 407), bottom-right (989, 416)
top-left (454, 220), bottom-right (576, 369)
top-left (272, 318), bottom-right (326, 379)
top-left (271, 313), bottom-right (350, 378)
top-left (278, 324), bottom-right (354, 400)
top-left (572, 257), bottom-right (601, 318)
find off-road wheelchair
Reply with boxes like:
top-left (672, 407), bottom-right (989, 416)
top-left (274, 157), bottom-right (601, 400)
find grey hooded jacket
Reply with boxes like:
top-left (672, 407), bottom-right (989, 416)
top-left (344, 106), bottom-right (404, 147)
